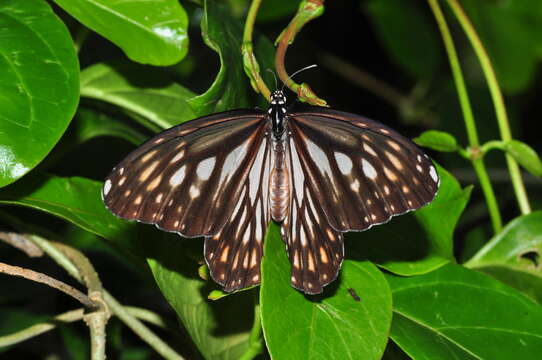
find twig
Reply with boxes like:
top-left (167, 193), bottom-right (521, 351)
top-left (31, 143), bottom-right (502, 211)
top-left (427, 0), bottom-right (502, 233)
top-left (0, 306), bottom-right (172, 348)
top-left (0, 309), bottom-right (84, 347)
top-left (275, 0), bottom-right (327, 106)
top-left (27, 234), bottom-right (184, 360)
top-left (0, 262), bottom-right (98, 310)
top-left (445, 0), bottom-right (531, 215)
top-left (242, 0), bottom-right (271, 100)
top-left (0, 231), bottom-right (43, 257)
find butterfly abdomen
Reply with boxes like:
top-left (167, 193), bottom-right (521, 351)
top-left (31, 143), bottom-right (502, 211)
top-left (270, 140), bottom-right (289, 222)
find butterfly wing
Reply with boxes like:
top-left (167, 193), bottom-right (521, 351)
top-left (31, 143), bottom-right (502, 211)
top-left (102, 110), bottom-right (272, 290)
top-left (281, 107), bottom-right (439, 294)
top-left (288, 106), bottom-right (439, 233)
top-left (283, 137), bottom-right (344, 294)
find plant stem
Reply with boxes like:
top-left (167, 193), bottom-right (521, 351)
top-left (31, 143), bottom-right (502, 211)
top-left (427, 0), bottom-right (502, 233)
top-left (27, 234), bottom-right (184, 360)
top-left (445, 0), bottom-right (531, 214)
top-left (242, 0), bottom-right (271, 100)
top-left (275, 0), bottom-right (327, 106)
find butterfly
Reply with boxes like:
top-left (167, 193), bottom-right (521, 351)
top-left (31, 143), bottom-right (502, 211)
top-left (102, 90), bottom-right (439, 295)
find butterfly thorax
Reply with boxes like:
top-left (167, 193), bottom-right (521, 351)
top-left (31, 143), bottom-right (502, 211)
top-left (268, 90), bottom-right (290, 222)
top-left (269, 90), bottom-right (287, 140)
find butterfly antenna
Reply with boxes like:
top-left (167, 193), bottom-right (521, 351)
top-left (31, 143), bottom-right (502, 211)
top-left (266, 69), bottom-right (278, 90)
top-left (281, 64), bottom-right (318, 91)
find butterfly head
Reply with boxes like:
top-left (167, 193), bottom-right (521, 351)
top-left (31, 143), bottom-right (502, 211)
top-left (270, 90), bottom-right (287, 106)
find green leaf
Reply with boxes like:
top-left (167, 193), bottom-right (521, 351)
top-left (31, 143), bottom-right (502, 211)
top-left (504, 140), bottom-right (542, 177)
top-left (147, 235), bottom-right (253, 360)
top-left (466, 212), bottom-right (542, 304)
top-left (187, 0), bottom-right (254, 115)
top-left (0, 0), bottom-right (79, 187)
top-left (365, 0), bottom-right (441, 79)
top-left (387, 263), bottom-right (542, 359)
top-left (261, 224), bottom-right (392, 360)
top-left (80, 0), bottom-right (264, 130)
top-left (53, 0), bottom-right (189, 66)
top-left (414, 130), bottom-right (459, 152)
top-left (80, 62), bottom-right (197, 130)
top-left (348, 165), bottom-right (472, 275)
top-left (0, 173), bottom-right (137, 254)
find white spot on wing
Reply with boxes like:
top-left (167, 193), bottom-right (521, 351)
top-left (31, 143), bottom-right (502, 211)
top-left (189, 185), bottom-right (200, 198)
top-left (306, 138), bottom-right (332, 177)
top-left (334, 151), bottom-right (353, 175)
top-left (362, 158), bottom-right (378, 179)
top-left (197, 157), bottom-right (216, 180)
top-left (103, 180), bottom-right (112, 195)
top-left (170, 165), bottom-right (186, 186)
top-left (429, 166), bottom-right (438, 183)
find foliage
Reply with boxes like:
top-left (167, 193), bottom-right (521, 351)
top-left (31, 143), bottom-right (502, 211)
top-left (0, 0), bottom-right (541, 359)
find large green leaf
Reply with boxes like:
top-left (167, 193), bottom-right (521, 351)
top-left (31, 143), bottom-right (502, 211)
top-left (53, 0), bottom-right (188, 66)
top-left (80, 62), bottom-right (197, 130)
top-left (0, 173), bottom-right (137, 254)
top-left (348, 165), bottom-right (471, 275)
top-left (147, 234), bottom-right (253, 360)
top-left (186, 0), bottom-right (254, 115)
top-left (388, 264), bottom-right (542, 359)
top-left (261, 224), bottom-right (392, 360)
top-left (466, 212), bottom-right (542, 304)
top-left (0, 0), bottom-right (79, 187)
top-left (80, 0), bottom-right (261, 130)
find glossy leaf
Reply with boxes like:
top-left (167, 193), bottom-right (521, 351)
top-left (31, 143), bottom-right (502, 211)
top-left (147, 234), bottom-right (253, 360)
top-left (349, 165), bottom-right (471, 275)
top-left (388, 263), bottom-right (542, 359)
top-left (80, 1), bottom-right (259, 130)
top-left (505, 140), bottom-right (542, 177)
top-left (80, 62), bottom-right (197, 131)
top-left (0, 173), bottom-right (137, 253)
top-left (466, 212), bottom-right (542, 304)
top-left (0, 0), bottom-right (79, 187)
top-left (414, 130), bottom-right (459, 152)
top-left (53, 0), bottom-right (188, 66)
top-left (187, 0), bottom-right (254, 115)
top-left (261, 224), bottom-right (392, 360)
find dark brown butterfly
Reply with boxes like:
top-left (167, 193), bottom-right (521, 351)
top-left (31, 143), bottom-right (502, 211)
top-left (102, 90), bottom-right (439, 294)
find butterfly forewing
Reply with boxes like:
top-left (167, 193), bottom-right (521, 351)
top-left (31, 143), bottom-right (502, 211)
top-left (102, 110), bottom-right (267, 238)
top-left (288, 107), bottom-right (439, 233)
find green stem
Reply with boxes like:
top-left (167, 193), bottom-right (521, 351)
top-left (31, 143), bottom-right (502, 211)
top-left (427, 0), bottom-right (502, 233)
top-left (275, 0), bottom-right (327, 106)
top-left (239, 290), bottom-right (263, 360)
top-left (242, 0), bottom-right (271, 100)
top-left (445, 0), bottom-right (531, 214)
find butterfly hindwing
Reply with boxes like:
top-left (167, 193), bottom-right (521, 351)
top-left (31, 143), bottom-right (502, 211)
top-left (204, 139), bottom-right (271, 291)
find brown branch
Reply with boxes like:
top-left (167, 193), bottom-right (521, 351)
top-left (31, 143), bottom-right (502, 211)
top-left (0, 262), bottom-right (98, 310)
top-left (0, 231), bottom-right (43, 257)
